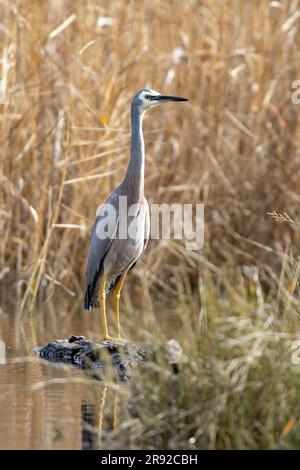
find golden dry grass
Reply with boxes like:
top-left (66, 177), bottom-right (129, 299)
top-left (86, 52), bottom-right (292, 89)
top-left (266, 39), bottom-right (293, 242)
top-left (1, 0), bottom-right (300, 449)
top-left (0, 0), bottom-right (299, 309)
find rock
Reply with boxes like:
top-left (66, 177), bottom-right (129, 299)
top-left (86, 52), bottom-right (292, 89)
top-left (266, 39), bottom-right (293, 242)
top-left (33, 336), bottom-right (151, 383)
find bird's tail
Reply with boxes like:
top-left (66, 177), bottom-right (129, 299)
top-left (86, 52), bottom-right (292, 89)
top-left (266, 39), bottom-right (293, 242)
top-left (83, 288), bottom-right (91, 310)
top-left (84, 286), bottom-right (99, 310)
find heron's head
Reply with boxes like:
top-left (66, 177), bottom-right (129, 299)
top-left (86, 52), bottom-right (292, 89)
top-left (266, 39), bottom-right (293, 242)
top-left (132, 88), bottom-right (189, 113)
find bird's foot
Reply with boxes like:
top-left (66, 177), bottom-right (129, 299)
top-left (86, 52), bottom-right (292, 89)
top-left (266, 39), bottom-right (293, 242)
top-left (103, 335), bottom-right (128, 344)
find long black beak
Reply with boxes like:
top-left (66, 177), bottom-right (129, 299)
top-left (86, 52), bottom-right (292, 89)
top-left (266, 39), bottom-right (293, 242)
top-left (151, 95), bottom-right (189, 102)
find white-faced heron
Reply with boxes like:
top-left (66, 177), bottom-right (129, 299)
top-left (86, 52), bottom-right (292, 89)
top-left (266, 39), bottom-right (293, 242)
top-left (84, 88), bottom-right (189, 340)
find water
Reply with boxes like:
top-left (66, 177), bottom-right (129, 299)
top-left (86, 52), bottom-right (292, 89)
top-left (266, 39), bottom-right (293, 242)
top-left (0, 305), bottom-right (131, 450)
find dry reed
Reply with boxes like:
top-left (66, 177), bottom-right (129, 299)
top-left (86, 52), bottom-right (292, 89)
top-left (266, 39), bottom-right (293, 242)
top-left (1, 0), bottom-right (300, 449)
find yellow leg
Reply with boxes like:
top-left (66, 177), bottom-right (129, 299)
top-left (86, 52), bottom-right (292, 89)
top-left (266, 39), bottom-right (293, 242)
top-left (99, 272), bottom-right (109, 338)
top-left (113, 271), bottom-right (128, 339)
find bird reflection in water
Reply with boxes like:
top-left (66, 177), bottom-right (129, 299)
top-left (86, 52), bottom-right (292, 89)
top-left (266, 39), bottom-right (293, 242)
top-left (81, 385), bottom-right (118, 450)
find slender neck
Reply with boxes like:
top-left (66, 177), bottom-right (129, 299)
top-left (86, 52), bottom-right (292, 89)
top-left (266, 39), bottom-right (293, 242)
top-left (122, 104), bottom-right (145, 203)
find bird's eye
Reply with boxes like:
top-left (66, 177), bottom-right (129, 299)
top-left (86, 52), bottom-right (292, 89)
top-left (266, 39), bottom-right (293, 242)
top-left (144, 94), bottom-right (151, 100)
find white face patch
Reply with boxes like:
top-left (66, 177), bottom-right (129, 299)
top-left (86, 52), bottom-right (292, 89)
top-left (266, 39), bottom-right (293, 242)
top-left (139, 89), bottom-right (161, 110)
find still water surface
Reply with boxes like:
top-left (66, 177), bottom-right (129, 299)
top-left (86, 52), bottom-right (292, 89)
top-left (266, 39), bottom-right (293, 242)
top-left (0, 306), bottom-right (132, 449)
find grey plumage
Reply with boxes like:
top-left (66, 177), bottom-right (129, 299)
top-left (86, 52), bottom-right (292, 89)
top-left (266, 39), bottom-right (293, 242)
top-left (83, 88), bottom-right (188, 336)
